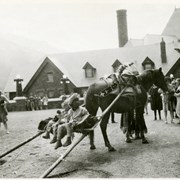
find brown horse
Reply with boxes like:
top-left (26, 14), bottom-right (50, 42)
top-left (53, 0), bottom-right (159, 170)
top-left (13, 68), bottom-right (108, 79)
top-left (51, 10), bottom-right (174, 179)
top-left (85, 68), bottom-right (168, 151)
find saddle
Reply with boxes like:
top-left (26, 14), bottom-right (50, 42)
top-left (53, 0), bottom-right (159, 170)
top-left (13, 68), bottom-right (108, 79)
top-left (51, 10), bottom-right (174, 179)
top-left (98, 74), bottom-right (141, 98)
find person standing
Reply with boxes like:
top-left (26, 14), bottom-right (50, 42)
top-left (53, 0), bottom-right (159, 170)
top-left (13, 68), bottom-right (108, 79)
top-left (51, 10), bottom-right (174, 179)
top-left (0, 91), bottom-right (10, 134)
top-left (174, 78), bottom-right (180, 123)
top-left (149, 84), bottom-right (163, 120)
top-left (159, 77), bottom-right (175, 124)
top-left (42, 94), bottom-right (48, 110)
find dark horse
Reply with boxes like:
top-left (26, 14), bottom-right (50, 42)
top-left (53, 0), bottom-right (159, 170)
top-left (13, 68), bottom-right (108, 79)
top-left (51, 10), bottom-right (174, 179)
top-left (85, 68), bottom-right (168, 151)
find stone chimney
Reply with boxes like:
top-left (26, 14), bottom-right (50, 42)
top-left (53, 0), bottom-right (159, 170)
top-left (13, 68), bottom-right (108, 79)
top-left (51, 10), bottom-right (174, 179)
top-left (116, 9), bottom-right (128, 47)
top-left (160, 38), bottom-right (167, 63)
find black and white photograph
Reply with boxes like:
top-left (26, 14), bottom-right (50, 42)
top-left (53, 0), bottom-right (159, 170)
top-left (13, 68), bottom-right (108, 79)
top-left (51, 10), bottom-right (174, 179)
top-left (1, 0), bottom-right (180, 178)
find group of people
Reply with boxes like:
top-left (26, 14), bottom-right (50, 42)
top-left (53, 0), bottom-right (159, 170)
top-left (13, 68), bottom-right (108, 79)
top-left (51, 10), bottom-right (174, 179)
top-left (149, 76), bottom-right (180, 124)
top-left (42, 93), bottom-right (90, 149)
top-left (26, 94), bottom-right (48, 111)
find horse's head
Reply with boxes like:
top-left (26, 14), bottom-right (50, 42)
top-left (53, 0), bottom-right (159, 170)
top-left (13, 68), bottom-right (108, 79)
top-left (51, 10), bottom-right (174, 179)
top-left (151, 68), bottom-right (168, 92)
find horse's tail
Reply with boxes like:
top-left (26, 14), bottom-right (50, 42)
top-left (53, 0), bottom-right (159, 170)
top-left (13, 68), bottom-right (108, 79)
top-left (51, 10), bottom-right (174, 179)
top-left (85, 83), bottom-right (99, 116)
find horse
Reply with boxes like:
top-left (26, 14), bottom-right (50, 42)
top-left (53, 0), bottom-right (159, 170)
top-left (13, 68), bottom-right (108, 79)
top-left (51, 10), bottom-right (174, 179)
top-left (85, 68), bottom-right (168, 151)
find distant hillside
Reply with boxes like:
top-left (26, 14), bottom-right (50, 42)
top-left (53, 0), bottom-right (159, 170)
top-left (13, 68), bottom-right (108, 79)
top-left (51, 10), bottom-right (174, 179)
top-left (0, 34), bottom-right (63, 90)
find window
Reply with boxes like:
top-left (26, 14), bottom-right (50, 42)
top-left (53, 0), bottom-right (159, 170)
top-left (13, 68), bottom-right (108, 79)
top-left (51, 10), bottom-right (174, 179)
top-left (82, 62), bottom-right (96, 78)
top-left (85, 68), bottom-right (94, 78)
top-left (47, 72), bottom-right (54, 82)
top-left (142, 57), bottom-right (155, 70)
top-left (144, 64), bottom-right (153, 70)
top-left (48, 90), bottom-right (54, 98)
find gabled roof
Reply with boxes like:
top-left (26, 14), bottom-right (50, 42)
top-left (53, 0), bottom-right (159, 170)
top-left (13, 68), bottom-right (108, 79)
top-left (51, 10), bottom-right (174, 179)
top-left (4, 41), bottom-right (180, 92)
top-left (112, 59), bottom-right (122, 67)
top-left (162, 8), bottom-right (180, 39)
top-left (166, 57), bottom-right (180, 76)
top-left (82, 62), bottom-right (96, 69)
top-left (142, 57), bottom-right (155, 65)
top-left (23, 57), bottom-right (67, 92)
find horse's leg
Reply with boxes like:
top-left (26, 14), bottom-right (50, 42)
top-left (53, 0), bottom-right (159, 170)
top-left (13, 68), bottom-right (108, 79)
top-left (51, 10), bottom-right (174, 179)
top-left (125, 112), bottom-right (132, 143)
top-left (139, 108), bottom-right (148, 144)
top-left (88, 130), bottom-right (96, 150)
top-left (100, 112), bottom-right (116, 152)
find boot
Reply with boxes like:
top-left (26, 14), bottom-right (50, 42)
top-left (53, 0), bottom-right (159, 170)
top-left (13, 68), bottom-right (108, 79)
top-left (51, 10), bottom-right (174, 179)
top-left (63, 137), bottom-right (72, 147)
top-left (50, 135), bottom-right (57, 144)
top-left (54, 140), bottom-right (62, 149)
top-left (42, 132), bottom-right (50, 139)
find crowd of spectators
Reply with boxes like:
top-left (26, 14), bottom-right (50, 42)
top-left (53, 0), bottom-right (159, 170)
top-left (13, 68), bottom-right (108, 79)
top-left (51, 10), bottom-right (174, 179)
top-left (149, 75), bottom-right (180, 124)
top-left (25, 94), bottom-right (48, 111)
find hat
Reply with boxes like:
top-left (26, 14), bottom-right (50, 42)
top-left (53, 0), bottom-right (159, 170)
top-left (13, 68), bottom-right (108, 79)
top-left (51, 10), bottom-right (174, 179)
top-left (61, 98), bottom-right (70, 109)
top-left (68, 93), bottom-right (79, 106)
top-left (57, 110), bottom-right (61, 114)
top-left (175, 78), bottom-right (180, 83)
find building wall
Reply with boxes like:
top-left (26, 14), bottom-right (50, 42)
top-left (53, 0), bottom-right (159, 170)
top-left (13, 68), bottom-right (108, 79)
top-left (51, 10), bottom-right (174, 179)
top-left (25, 62), bottom-right (76, 98)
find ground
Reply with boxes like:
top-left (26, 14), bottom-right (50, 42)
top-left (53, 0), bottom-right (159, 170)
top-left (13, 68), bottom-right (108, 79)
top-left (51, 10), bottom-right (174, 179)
top-left (1, 104), bottom-right (180, 178)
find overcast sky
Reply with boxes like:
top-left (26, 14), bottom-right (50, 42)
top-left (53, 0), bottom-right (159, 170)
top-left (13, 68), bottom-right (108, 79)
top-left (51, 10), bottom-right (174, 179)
top-left (0, 0), bottom-right (180, 52)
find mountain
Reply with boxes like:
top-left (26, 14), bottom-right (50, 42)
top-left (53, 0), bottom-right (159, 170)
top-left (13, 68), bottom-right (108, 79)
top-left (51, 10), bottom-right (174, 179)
top-left (0, 33), bottom-right (63, 91)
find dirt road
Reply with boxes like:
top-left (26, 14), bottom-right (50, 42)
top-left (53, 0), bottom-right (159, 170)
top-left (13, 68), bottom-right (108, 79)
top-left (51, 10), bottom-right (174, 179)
top-left (1, 105), bottom-right (180, 178)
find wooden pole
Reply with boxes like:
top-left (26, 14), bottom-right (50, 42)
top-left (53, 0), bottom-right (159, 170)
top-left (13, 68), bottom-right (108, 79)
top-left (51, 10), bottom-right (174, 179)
top-left (40, 133), bottom-right (87, 178)
top-left (101, 87), bottom-right (127, 118)
top-left (40, 87), bottom-right (128, 178)
top-left (0, 131), bottom-right (44, 159)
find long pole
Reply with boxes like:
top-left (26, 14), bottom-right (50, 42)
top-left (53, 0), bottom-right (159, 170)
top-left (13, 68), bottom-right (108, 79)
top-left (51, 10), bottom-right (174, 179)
top-left (101, 87), bottom-right (127, 118)
top-left (0, 131), bottom-right (44, 159)
top-left (40, 87), bottom-right (128, 178)
top-left (40, 133), bottom-right (87, 178)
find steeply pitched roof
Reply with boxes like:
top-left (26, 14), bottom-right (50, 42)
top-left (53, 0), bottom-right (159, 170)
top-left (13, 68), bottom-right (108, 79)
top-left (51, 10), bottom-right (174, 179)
top-left (4, 41), bottom-right (180, 93)
top-left (125, 34), bottom-right (178, 47)
top-left (162, 8), bottom-right (180, 39)
top-left (4, 57), bottom-right (45, 93)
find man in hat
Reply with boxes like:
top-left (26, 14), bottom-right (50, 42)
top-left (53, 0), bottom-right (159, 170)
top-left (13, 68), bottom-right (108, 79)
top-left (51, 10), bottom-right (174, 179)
top-left (54, 93), bottom-right (89, 149)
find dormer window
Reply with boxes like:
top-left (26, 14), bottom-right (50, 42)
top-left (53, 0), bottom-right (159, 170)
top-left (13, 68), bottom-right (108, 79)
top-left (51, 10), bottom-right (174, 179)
top-left (112, 59), bottom-right (122, 72)
top-left (142, 57), bottom-right (155, 70)
top-left (82, 62), bottom-right (96, 78)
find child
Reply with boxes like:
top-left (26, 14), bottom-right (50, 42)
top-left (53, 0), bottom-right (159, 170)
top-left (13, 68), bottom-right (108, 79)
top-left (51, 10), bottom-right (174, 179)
top-left (42, 110), bottom-right (62, 139)
top-left (54, 93), bottom-right (89, 149)
top-left (49, 100), bottom-right (71, 144)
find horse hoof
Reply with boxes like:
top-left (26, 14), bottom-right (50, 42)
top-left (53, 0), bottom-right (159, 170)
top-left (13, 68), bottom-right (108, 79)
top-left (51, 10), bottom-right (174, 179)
top-left (90, 145), bottom-right (96, 150)
top-left (142, 140), bottom-right (149, 144)
top-left (125, 139), bottom-right (132, 143)
top-left (134, 136), bottom-right (141, 140)
top-left (108, 147), bottom-right (116, 152)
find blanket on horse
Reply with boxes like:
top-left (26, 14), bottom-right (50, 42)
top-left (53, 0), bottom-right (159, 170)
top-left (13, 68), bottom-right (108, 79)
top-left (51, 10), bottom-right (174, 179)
top-left (98, 73), bottom-right (141, 98)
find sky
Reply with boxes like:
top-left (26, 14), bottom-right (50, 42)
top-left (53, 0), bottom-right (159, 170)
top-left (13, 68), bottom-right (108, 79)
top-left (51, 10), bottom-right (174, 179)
top-left (0, 0), bottom-right (180, 52)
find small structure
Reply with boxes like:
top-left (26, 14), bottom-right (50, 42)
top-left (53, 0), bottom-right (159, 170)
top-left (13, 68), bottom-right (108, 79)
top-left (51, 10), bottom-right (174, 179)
top-left (13, 75), bottom-right (26, 111)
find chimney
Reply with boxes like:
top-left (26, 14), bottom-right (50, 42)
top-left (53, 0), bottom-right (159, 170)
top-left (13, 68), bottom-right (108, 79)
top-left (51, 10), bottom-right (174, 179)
top-left (160, 38), bottom-right (167, 63)
top-left (116, 9), bottom-right (128, 47)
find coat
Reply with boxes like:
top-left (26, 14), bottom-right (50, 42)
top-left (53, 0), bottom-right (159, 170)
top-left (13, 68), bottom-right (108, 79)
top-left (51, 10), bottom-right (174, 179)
top-left (149, 86), bottom-right (163, 111)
